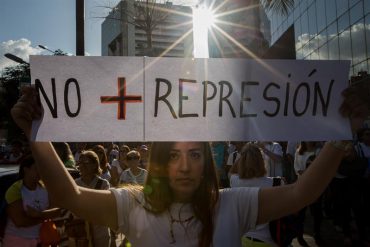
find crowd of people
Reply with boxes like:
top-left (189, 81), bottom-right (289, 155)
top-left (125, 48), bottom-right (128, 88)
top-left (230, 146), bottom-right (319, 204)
top-left (0, 76), bottom-right (369, 247)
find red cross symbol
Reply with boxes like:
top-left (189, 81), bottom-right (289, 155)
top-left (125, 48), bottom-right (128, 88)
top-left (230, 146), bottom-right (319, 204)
top-left (100, 77), bottom-right (142, 120)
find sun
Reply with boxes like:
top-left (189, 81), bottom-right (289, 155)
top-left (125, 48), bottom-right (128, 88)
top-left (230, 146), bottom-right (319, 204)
top-left (194, 6), bottom-right (216, 30)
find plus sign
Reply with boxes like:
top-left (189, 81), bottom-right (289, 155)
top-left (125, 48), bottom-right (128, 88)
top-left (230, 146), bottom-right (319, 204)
top-left (100, 77), bottom-right (142, 120)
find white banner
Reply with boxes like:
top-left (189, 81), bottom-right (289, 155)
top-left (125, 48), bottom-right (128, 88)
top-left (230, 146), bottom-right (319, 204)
top-left (30, 56), bottom-right (352, 142)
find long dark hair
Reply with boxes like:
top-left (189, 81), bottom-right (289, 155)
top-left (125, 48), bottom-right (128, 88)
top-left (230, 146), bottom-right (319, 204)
top-left (236, 143), bottom-right (266, 179)
top-left (143, 142), bottom-right (219, 247)
top-left (18, 155), bottom-right (35, 179)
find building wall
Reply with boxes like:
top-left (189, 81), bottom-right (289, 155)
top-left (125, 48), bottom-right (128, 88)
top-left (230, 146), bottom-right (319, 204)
top-left (268, 0), bottom-right (370, 76)
top-left (101, 0), bottom-right (193, 57)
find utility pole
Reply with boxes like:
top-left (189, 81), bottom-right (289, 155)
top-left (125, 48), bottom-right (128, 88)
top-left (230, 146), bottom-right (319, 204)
top-left (76, 0), bottom-right (85, 56)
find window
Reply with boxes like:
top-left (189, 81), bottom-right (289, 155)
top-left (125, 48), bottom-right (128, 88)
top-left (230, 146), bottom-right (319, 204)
top-left (326, 0), bottom-right (337, 25)
top-left (327, 21), bottom-right (338, 41)
top-left (336, 0), bottom-right (348, 17)
top-left (350, 1), bottom-right (363, 25)
top-left (316, 0), bottom-right (326, 32)
top-left (366, 15), bottom-right (370, 60)
top-left (339, 28), bottom-right (352, 60)
top-left (295, 18), bottom-right (302, 50)
top-left (318, 29), bottom-right (328, 47)
top-left (351, 19), bottom-right (366, 64)
top-left (319, 43), bottom-right (329, 59)
top-left (328, 36), bottom-right (339, 60)
top-left (338, 12), bottom-right (350, 33)
top-left (353, 60), bottom-right (368, 75)
top-left (308, 4), bottom-right (317, 36)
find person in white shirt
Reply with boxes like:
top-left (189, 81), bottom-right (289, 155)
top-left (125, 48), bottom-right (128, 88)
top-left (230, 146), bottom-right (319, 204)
top-left (257, 142), bottom-right (283, 177)
top-left (10, 82), bottom-right (370, 247)
top-left (119, 150), bottom-right (148, 185)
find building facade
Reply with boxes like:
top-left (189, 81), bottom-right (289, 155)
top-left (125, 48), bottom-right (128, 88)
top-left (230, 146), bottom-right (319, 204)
top-left (267, 0), bottom-right (370, 76)
top-left (102, 0), bottom-right (194, 57)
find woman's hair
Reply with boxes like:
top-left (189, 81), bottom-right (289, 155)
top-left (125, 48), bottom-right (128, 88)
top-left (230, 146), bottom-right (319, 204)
top-left (119, 145), bottom-right (130, 157)
top-left (91, 145), bottom-right (109, 172)
top-left (236, 143), bottom-right (266, 179)
top-left (52, 142), bottom-right (74, 163)
top-left (18, 154), bottom-right (35, 179)
top-left (143, 142), bottom-right (219, 247)
top-left (79, 151), bottom-right (102, 175)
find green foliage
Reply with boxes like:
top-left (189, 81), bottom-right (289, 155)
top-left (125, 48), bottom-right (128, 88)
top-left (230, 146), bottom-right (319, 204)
top-left (0, 64), bottom-right (30, 141)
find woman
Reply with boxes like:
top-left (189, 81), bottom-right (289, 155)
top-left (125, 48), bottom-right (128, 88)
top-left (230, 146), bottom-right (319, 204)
top-left (10, 82), bottom-right (370, 246)
top-left (91, 144), bottom-right (112, 182)
top-left (73, 150), bottom-right (111, 247)
top-left (118, 150), bottom-right (148, 185)
top-left (3, 155), bottom-right (60, 247)
top-left (52, 142), bottom-right (76, 169)
top-left (111, 145), bottom-right (130, 186)
top-left (229, 143), bottom-right (282, 246)
top-left (294, 142), bottom-right (323, 246)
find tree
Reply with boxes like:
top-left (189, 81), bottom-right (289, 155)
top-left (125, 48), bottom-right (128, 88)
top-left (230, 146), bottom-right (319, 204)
top-left (0, 64), bottom-right (30, 141)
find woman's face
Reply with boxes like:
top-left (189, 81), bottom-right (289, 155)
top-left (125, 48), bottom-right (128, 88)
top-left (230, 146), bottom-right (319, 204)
top-left (78, 156), bottom-right (96, 178)
top-left (127, 152), bottom-right (140, 168)
top-left (167, 142), bottom-right (205, 202)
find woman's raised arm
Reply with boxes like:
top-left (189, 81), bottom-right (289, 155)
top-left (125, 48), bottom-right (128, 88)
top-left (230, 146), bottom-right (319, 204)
top-left (11, 87), bottom-right (118, 230)
top-left (257, 78), bottom-right (370, 225)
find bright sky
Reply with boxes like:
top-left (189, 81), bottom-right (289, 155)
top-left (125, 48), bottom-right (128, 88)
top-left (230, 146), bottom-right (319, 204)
top-left (0, 0), bottom-right (199, 71)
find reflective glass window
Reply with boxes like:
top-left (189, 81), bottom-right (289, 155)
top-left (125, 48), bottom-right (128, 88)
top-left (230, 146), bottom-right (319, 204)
top-left (336, 0), bottom-right (349, 17)
top-left (288, 12), bottom-right (294, 26)
top-left (326, 0), bottom-right (337, 25)
top-left (365, 0), bottom-right (370, 15)
top-left (297, 48), bottom-right (304, 59)
top-left (353, 60), bottom-right (368, 75)
top-left (302, 43), bottom-right (310, 57)
top-left (319, 43), bottom-right (329, 59)
top-left (365, 15), bottom-right (370, 60)
top-left (349, 0), bottom-right (361, 8)
top-left (295, 18), bottom-right (302, 50)
top-left (327, 21), bottom-right (338, 41)
top-left (318, 29), bottom-right (328, 47)
top-left (300, 0), bottom-right (308, 13)
top-left (338, 12), bottom-right (350, 33)
top-left (351, 20), bottom-right (366, 64)
top-left (316, 1), bottom-right (327, 32)
top-left (328, 36), bottom-right (339, 60)
top-left (309, 37), bottom-right (318, 55)
top-left (350, 1), bottom-right (363, 24)
top-left (301, 11), bottom-right (309, 44)
top-left (308, 4), bottom-right (317, 36)
top-left (339, 28), bottom-right (352, 60)
top-left (294, 5), bottom-right (301, 20)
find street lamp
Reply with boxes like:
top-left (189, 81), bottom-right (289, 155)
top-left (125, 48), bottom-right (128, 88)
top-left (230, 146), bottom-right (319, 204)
top-left (4, 53), bottom-right (29, 65)
top-left (38, 44), bottom-right (55, 54)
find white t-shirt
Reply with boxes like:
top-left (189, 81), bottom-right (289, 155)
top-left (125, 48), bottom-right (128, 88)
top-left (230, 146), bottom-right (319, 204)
top-left (262, 143), bottom-right (283, 177)
top-left (226, 151), bottom-right (241, 166)
top-left (5, 181), bottom-right (49, 239)
top-left (110, 187), bottom-right (259, 247)
top-left (294, 149), bottom-right (320, 174)
top-left (230, 175), bottom-right (280, 245)
top-left (119, 168), bottom-right (148, 185)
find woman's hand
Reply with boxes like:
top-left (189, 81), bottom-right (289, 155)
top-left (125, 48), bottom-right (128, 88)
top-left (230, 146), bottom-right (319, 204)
top-left (340, 78), bottom-right (370, 133)
top-left (10, 86), bottom-right (42, 139)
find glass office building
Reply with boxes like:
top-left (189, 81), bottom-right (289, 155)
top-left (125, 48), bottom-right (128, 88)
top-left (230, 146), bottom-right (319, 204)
top-left (268, 0), bottom-right (370, 76)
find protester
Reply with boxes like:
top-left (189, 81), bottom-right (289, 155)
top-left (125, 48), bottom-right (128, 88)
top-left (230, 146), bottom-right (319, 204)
top-left (4, 140), bottom-right (24, 164)
top-left (52, 142), bottom-right (76, 169)
top-left (111, 145), bottom-right (130, 186)
top-left (294, 141), bottom-right (323, 246)
top-left (2, 155), bottom-right (61, 247)
top-left (256, 141), bottom-right (284, 177)
top-left (138, 144), bottom-right (150, 169)
top-left (73, 150), bottom-right (111, 247)
top-left (118, 150), bottom-right (148, 185)
top-left (10, 79), bottom-right (370, 247)
top-left (229, 143), bottom-right (283, 246)
top-left (91, 144), bottom-right (112, 182)
top-left (73, 142), bottom-right (87, 163)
